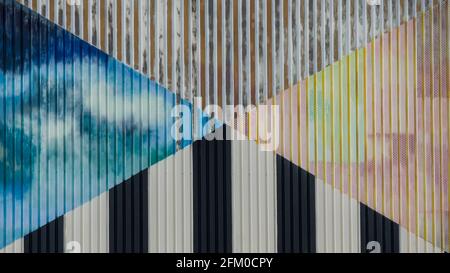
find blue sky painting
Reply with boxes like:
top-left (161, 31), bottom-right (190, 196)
top-left (0, 0), bottom-right (206, 249)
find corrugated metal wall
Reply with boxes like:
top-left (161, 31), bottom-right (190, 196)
top-left (0, 0), bottom-right (198, 252)
top-left (16, 0), bottom-right (439, 102)
top-left (1, 0), bottom-right (448, 253)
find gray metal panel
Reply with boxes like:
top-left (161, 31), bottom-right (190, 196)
top-left (17, 0), bottom-right (438, 102)
top-left (316, 179), bottom-right (360, 253)
top-left (148, 146), bottom-right (193, 253)
top-left (231, 138), bottom-right (277, 253)
top-left (64, 192), bottom-right (109, 253)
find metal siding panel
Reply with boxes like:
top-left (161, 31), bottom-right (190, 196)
top-left (242, 2), bottom-right (449, 252)
top-left (2, 0), bottom-right (448, 254)
top-left (18, 0), bottom-right (437, 103)
top-left (0, 0), bottom-right (198, 250)
top-left (64, 192), bottom-right (109, 253)
top-left (231, 138), bottom-right (277, 253)
top-left (276, 155), bottom-right (316, 253)
top-left (316, 179), bottom-right (360, 253)
top-left (192, 126), bottom-right (232, 253)
top-left (0, 238), bottom-right (24, 253)
top-left (399, 227), bottom-right (443, 253)
top-left (24, 217), bottom-right (65, 253)
top-left (360, 203), bottom-right (400, 253)
top-left (109, 170), bottom-right (148, 253)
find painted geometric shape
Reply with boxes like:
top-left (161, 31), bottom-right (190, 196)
top-left (237, 1), bottom-right (449, 252)
top-left (3, 122), bottom-right (445, 253)
top-left (0, 0), bottom-right (212, 249)
top-left (360, 204), bottom-right (400, 253)
top-left (24, 216), bottom-right (65, 253)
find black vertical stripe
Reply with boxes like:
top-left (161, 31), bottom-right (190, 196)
top-left (276, 155), bottom-right (316, 253)
top-left (360, 204), bottom-right (400, 253)
top-left (109, 170), bottom-right (148, 253)
top-left (193, 126), bottom-right (232, 253)
top-left (24, 217), bottom-right (64, 253)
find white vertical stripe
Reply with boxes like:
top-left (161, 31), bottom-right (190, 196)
top-left (329, 0), bottom-right (334, 63)
top-left (304, 0), bottom-right (309, 78)
top-left (88, 0), bottom-right (93, 44)
top-left (261, 0), bottom-right (269, 101)
top-left (104, 0), bottom-right (110, 54)
top-left (295, 0), bottom-right (301, 81)
top-left (399, 227), bottom-right (443, 253)
top-left (194, 0), bottom-right (201, 140)
top-left (171, 0), bottom-right (176, 92)
top-left (179, 28), bottom-right (192, 249)
top-left (312, 0), bottom-right (317, 73)
top-left (62, 0), bottom-right (66, 28)
top-left (64, 192), bottom-right (109, 253)
top-left (316, 179), bottom-right (361, 253)
top-left (71, 0), bottom-right (76, 33)
top-left (148, 147), bottom-right (193, 253)
top-left (212, 0), bottom-right (218, 107)
top-left (129, 0), bottom-right (135, 67)
top-left (345, 0), bottom-right (350, 55)
top-left (162, 0), bottom-right (168, 87)
top-left (205, 0), bottom-right (210, 105)
top-left (154, 0), bottom-right (159, 80)
top-left (79, 0), bottom-right (83, 40)
top-left (232, 138), bottom-right (277, 253)
top-left (37, 0), bottom-right (42, 15)
top-left (245, 0), bottom-right (251, 106)
top-left (279, 0), bottom-right (284, 91)
top-left (54, 0), bottom-right (59, 25)
top-left (237, 0), bottom-right (243, 145)
top-left (146, 0), bottom-right (151, 77)
top-left (138, 0), bottom-right (144, 71)
top-left (228, 0), bottom-right (234, 107)
top-left (287, 0), bottom-right (293, 85)
top-left (221, 0), bottom-right (227, 109)
top-left (180, 0), bottom-right (186, 98)
top-left (166, 138), bottom-right (175, 251)
top-left (337, 0), bottom-right (342, 59)
top-left (321, 0), bottom-right (326, 68)
top-left (255, 0), bottom-right (260, 105)
top-left (121, 0), bottom-right (126, 62)
top-left (264, 0), bottom-right (276, 252)
top-left (112, 0), bottom-right (117, 58)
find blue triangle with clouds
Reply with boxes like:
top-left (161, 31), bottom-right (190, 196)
top-left (0, 0), bottom-right (218, 249)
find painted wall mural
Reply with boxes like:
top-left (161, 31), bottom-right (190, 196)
top-left (239, 3), bottom-right (449, 251)
top-left (0, 0), bottom-right (210, 250)
top-left (0, 0), bottom-right (448, 253)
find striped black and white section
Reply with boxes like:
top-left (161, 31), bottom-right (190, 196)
top-left (0, 128), bottom-right (444, 253)
top-left (315, 179), bottom-right (444, 253)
